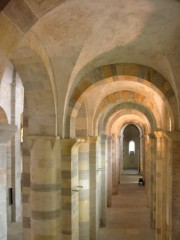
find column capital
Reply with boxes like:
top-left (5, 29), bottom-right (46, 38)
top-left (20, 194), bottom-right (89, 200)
top-left (60, 138), bottom-right (77, 147)
top-left (26, 135), bottom-right (60, 150)
top-left (0, 124), bottom-right (17, 144)
top-left (88, 136), bottom-right (99, 143)
top-left (149, 131), bottom-right (163, 139)
top-left (107, 135), bottom-right (112, 140)
top-left (100, 133), bottom-right (108, 140)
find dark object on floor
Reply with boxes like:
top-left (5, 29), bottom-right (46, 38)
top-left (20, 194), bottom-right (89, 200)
top-left (138, 177), bottom-right (145, 186)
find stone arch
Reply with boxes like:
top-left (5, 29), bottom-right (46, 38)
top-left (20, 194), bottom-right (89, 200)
top-left (10, 47), bottom-right (57, 136)
top-left (6, 46), bottom-right (57, 240)
top-left (123, 124), bottom-right (141, 170)
top-left (93, 90), bottom-right (161, 133)
top-left (106, 111), bottom-right (150, 136)
top-left (0, 106), bottom-right (8, 124)
top-left (75, 102), bottom-right (88, 138)
top-left (98, 102), bottom-right (157, 134)
top-left (65, 63), bottom-right (177, 137)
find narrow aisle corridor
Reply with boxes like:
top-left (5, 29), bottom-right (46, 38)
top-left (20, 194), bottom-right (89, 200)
top-left (99, 175), bottom-right (155, 240)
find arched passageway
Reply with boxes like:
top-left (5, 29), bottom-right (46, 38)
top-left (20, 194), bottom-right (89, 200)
top-left (121, 124), bottom-right (141, 173)
top-left (1, 1), bottom-right (180, 240)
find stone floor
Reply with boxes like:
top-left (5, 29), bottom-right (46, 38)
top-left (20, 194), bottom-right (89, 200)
top-left (99, 173), bottom-right (155, 240)
top-left (7, 172), bottom-right (154, 240)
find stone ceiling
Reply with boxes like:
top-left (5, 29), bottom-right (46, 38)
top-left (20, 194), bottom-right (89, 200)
top-left (0, 0), bottom-right (180, 136)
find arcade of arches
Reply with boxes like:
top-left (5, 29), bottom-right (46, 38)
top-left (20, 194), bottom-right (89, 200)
top-left (0, 1), bottom-right (180, 240)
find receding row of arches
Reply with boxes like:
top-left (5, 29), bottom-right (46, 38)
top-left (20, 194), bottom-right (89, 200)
top-left (0, 58), bottom-right (180, 240)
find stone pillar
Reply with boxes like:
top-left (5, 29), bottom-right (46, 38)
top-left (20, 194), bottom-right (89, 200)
top-left (161, 135), bottom-right (168, 240)
top-left (89, 137), bottom-right (99, 240)
top-left (0, 124), bottom-right (17, 240)
top-left (100, 134), bottom-right (107, 227)
top-left (30, 136), bottom-right (61, 240)
top-left (61, 138), bottom-right (79, 240)
top-left (22, 123), bottom-right (31, 240)
top-left (149, 133), bottom-right (156, 229)
top-left (107, 136), bottom-right (112, 207)
top-left (144, 135), bottom-right (151, 207)
top-left (154, 131), bottom-right (163, 240)
top-left (139, 135), bottom-right (145, 174)
top-left (152, 131), bottom-right (169, 240)
top-left (11, 131), bottom-right (22, 221)
top-left (115, 136), bottom-right (120, 187)
top-left (10, 68), bottom-right (22, 222)
top-left (164, 131), bottom-right (180, 240)
top-left (119, 135), bottom-right (124, 180)
top-left (112, 135), bottom-right (118, 195)
top-left (78, 141), bottom-right (90, 240)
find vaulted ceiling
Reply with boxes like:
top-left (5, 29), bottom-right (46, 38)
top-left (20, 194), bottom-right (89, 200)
top-left (0, 0), bottom-right (180, 136)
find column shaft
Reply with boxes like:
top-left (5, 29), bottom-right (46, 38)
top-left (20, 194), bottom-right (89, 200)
top-left (89, 137), bottom-right (99, 240)
top-left (100, 134), bottom-right (107, 227)
top-left (112, 135), bottom-right (118, 195)
top-left (0, 124), bottom-right (16, 240)
top-left (165, 132), bottom-right (180, 240)
top-left (61, 139), bottom-right (78, 240)
top-left (107, 136), bottom-right (112, 207)
top-left (0, 143), bottom-right (8, 240)
top-left (78, 141), bottom-right (89, 240)
top-left (30, 137), bottom-right (61, 240)
top-left (149, 133), bottom-right (156, 229)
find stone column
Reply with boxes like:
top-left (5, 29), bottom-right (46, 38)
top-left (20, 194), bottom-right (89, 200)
top-left (164, 131), bottom-right (180, 240)
top-left (11, 130), bottom-right (22, 222)
top-left (107, 136), bottom-right (112, 207)
top-left (149, 133), bottom-right (156, 229)
top-left (119, 135), bottom-right (124, 181)
top-left (112, 135), bottom-right (118, 195)
top-left (10, 68), bottom-right (22, 222)
top-left (139, 135), bottom-right (145, 175)
top-left (154, 131), bottom-right (163, 240)
top-left (61, 138), bottom-right (79, 240)
top-left (89, 136), bottom-right (99, 240)
top-left (100, 134), bottom-right (107, 227)
top-left (0, 124), bottom-right (17, 240)
top-left (161, 134), bottom-right (168, 240)
top-left (30, 136), bottom-right (61, 240)
top-left (144, 135), bottom-right (151, 207)
top-left (22, 122), bottom-right (31, 240)
top-left (152, 131), bottom-right (169, 240)
top-left (115, 136), bottom-right (120, 187)
top-left (150, 131), bottom-right (172, 240)
top-left (78, 141), bottom-right (90, 240)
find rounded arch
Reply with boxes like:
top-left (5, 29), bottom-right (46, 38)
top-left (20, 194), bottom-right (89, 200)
top-left (93, 90), bottom-right (161, 134)
top-left (75, 102), bottom-right (88, 138)
top-left (0, 106), bottom-right (8, 124)
top-left (10, 47), bottom-right (57, 136)
top-left (106, 111), bottom-right (150, 136)
top-left (123, 124), bottom-right (140, 138)
top-left (122, 123), bottom-right (141, 171)
top-left (97, 102), bottom-right (157, 135)
top-left (65, 63), bottom-right (177, 137)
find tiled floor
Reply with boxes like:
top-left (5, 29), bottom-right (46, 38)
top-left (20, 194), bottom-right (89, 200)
top-left (99, 174), bottom-right (155, 240)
